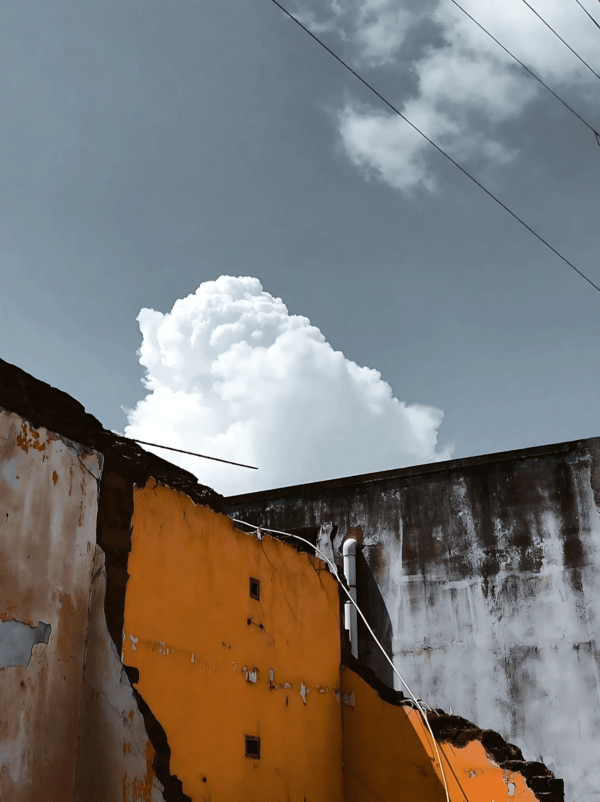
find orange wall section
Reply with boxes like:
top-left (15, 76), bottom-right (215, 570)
top-left (341, 667), bottom-right (539, 802)
top-left (123, 481), bottom-right (344, 802)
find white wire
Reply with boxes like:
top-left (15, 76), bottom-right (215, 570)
top-left (230, 517), bottom-right (451, 802)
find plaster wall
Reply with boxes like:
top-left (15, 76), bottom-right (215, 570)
top-left (341, 667), bottom-right (539, 802)
top-left (123, 482), bottom-right (345, 802)
top-left (0, 410), bottom-right (101, 801)
top-left (225, 438), bottom-right (600, 800)
top-left (73, 545), bottom-right (164, 802)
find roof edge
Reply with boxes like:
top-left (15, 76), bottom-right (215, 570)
top-left (224, 436), bottom-right (600, 504)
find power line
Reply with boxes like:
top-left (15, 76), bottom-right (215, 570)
top-left (522, 0), bottom-right (600, 82)
top-left (271, 0), bottom-right (600, 294)
top-left (130, 438), bottom-right (258, 469)
top-left (450, 0), bottom-right (600, 140)
top-left (576, 0), bottom-right (600, 30)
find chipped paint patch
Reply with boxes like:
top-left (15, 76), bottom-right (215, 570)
top-left (15, 420), bottom-right (49, 453)
top-left (299, 683), bottom-right (308, 705)
top-left (0, 457), bottom-right (19, 490)
top-left (129, 634), bottom-right (139, 651)
top-left (0, 619), bottom-right (51, 668)
top-left (341, 691), bottom-right (355, 707)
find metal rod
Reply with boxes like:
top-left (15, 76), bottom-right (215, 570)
top-left (130, 439), bottom-right (258, 470)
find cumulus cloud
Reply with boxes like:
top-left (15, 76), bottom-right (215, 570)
top-left (125, 276), bottom-right (451, 496)
top-left (303, 0), bottom-right (599, 190)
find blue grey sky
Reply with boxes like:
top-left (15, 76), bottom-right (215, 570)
top-left (2, 0), bottom-right (600, 489)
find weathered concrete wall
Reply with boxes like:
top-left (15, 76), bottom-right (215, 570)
top-left (225, 438), bottom-right (600, 800)
top-left (0, 408), bottom-right (165, 802)
top-left (0, 410), bottom-right (101, 801)
top-left (123, 481), bottom-right (344, 801)
top-left (73, 546), bottom-right (164, 802)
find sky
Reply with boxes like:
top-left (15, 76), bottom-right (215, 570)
top-left (2, 0), bottom-right (600, 495)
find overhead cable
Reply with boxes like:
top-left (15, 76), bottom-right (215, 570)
top-left (230, 517), bottom-right (451, 802)
top-left (271, 0), bottom-right (600, 295)
top-left (450, 0), bottom-right (600, 140)
top-left (576, 0), bottom-right (600, 30)
top-left (522, 0), bottom-right (600, 81)
top-left (130, 438), bottom-right (258, 469)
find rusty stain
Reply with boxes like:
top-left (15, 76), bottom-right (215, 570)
top-left (131, 741), bottom-right (155, 801)
top-left (15, 421), bottom-right (48, 453)
top-left (52, 471), bottom-right (58, 485)
top-left (0, 611), bottom-right (34, 626)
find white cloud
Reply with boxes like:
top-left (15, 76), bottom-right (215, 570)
top-left (355, 0), bottom-right (414, 65)
top-left (125, 276), bottom-right (451, 496)
top-left (328, 0), bottom-right (600, 190)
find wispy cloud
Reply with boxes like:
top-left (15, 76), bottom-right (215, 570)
top-left (296, 0), bottom-right (600, 190)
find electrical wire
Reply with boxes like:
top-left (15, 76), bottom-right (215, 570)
top-left (230, 516), bottom-right (452, 802)
top-left (576, 0), bottom-right (600, 30)
top-left (271, 0), bottom-right (600, 295)
top-left (522, 0), bottom-right (600, 81)
top-left (449, 0), bottom-right (600, 140)
top-left (130, 438), bottom-right (258, 469)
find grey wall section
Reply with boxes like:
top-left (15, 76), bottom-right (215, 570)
top-left (73, 546), bottom-right (164, 802)
top-left (0, 409), bottom-right (102, 801)
top-left (224, 437), bottom-right (600, 801)
top-left (0, 408), bottom-right (161, 801)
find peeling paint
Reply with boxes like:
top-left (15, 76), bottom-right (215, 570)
top-left (15, 420), bottom-right (50, 453)
top-left (341, 691), bottom-right (355, 707)
top-left (0, 619), bottom-right (51, 668)
top-left (0, 408), bottom-right (101, 801)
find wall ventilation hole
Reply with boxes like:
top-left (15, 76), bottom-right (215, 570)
top-left (245, 735), bottom-right (261, 759)
top-left (249, 577), bottom-right (260, 600)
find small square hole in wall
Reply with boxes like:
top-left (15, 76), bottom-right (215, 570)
top-left (245, 735), bottom-right (260, 759)
top-left (249, 577), bottom-right (260, 600)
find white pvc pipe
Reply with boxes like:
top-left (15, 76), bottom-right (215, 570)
top-left (343, 539), bottom-right (358, 658)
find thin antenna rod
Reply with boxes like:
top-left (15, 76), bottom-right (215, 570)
top-left (131, 439), bottom-right (258, 470)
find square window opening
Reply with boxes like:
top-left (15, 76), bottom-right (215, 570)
top-left (245, 735), bottom-right (260, 759)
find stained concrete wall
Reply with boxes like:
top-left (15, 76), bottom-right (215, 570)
top-left (0, 410), bottom-right (101, 800)
top-left (0, 408), bottom-right (162, 802)
top-left (73, 545), bottom-right (165, 802)
top-left (225, 437), bottom-right (600, 800)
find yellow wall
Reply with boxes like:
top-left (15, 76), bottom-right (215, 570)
top-left (341, 667), bottom-right (539, 802)
top-left (123, 481), bottom-right (344, 802)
